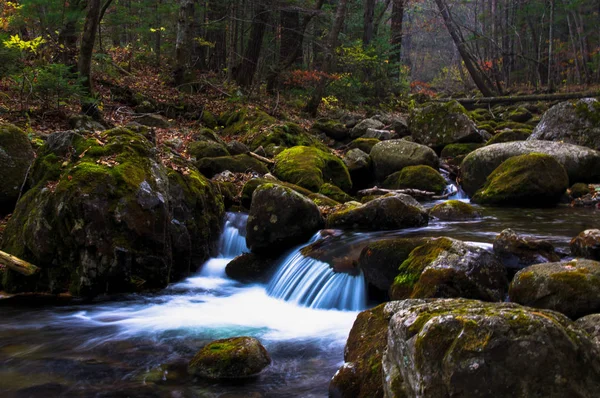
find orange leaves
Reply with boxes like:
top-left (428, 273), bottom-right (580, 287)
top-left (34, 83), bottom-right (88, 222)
top-left (282, 69), bottom-right (341, 89)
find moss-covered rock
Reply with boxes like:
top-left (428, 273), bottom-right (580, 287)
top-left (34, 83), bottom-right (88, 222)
top-left (245, 122), bottom-right (326, 153)
top-left (509, 259), bottom-right (600, 319)
top-left (409, 101), bottom-right (485, 149)
top-left (570, 182), bottom-right (590, 199)
top-left (225, 253), bottom-right (278, 282)
top-left (273, 146), bottom-right (352, 193)
top-left (347, 137), bottom-right (380, 154)
top-left (0, 124), bottom-right (35, 214)
top-left (195, 154), bottom-right (269, 178)
top-left (188, 140), bottom-right (230, 160)
top-left (343, 148), bottom-right (372, 191)
top-left (188, 337), bottom-right (271, 379)
top-left (326, 194), bottom-right (428, 231)
top-left (485, 129), bottom-right (531, 145)
top-left (570, 229), bottom-right (600, 261)
top-left (460, 141), bottom-right (600, 196)
top-left (494, 121), bottom-right (533, 132)
top-left (382, 299), bottom-right (600, 398)
top-left (429, 200), bottom-right (481, 221)
top-left (135, 114), bottom-right (170, 128)
top-left (472, 153), bottom-right (569, 206)
top-left (440, 143), bottom-right (483, 159)
top-left (1, 128), bottom-right (224, 297)
top-left (507, 106), bottom-right (533, 123)
top-left (201, 110), bottom-right (218, 129)
top-left (241, 178), bottom-right (313, 209)
top-left (319, 183), bottom-right (353, 203)
top-left (313, 119), bottom-right (349, 141)
top-left (370, 140), bottom-right (439, 181)
top-left (246, 184), bottom-right (324, 254)
top-left (382, 165), bottom-right (446, 193)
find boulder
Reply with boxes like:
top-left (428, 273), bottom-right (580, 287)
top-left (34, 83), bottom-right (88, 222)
top-left (350, 118), bottom-right (385, 138)
top-left (486, 129), bottom-right (531, 145)
top-left (319, 183), bottom-right (353, 203)
top-left (188, 140), bottom-right (230, 159)
top-left (429, 200), bottom-right (481, 221)
top-left (225, 253), bottom-right (278, 282)
top-left (461, 140), bottom-right (600, 196)
top-left (134, 114), bottom-right (171, 128)
top-left (68, 115), bottom-right (106, 132)
top-left (569, 182), bottom-right (590, 199)
top-left (528, 98), bottom-right (600, 150)
top-left (389, 237), bottom-right (507, 301)
top-left (575, 314), bottom-right (600, 347)
top-left (326, 194), bottom-right (428, 232)
top-left (195, 154), bottom-right (269, 178)
top-left (1, 128), bottom-right (224, 297)
top-left (226, 140), bottom-right (250, 155)
top-left (347, 138), bottom-right (380, 154)
top-left (241, 178), bottom-right (313, 209)
top-left (343, 148), bottom-right (372, 192)
top-left (273, 146), bottom-right (352, 193)
top-left (382, 165), bottom-right (446, 194)
top-left (363, 128), bottom-right (396, 141)
top-left (493, 229), bottom-right (561, 277)
top-left (472, 153), bottom-right (569, 206)
top-left (313, 119), bottom-right (349, 141)
top-left (509, 259), bottom-right (600, 319)
top-left (440, 143), bottom-right (483, 160)
top-left (570, 229), bottom-right (600, 261)
top-left (188, 337), bottom-right (271, 379)
top-left (246, 184), bottom-right (324, 254)
top-left (383, 299), bottom-right (600, 398)
top-left (0, 124), bottom-right (35, 213)
top-left (245, 122), bottom-right (325, 153)
top-left (370, 140), bottom-right (439, 181)
top-left (409, 101), bottom-right (485, 149)
top-left (372, 114), bottom-right (410, 136)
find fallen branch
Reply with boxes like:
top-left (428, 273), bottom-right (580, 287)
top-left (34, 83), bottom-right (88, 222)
top-left (357, 186), bottom-right (457, 200)
top-left (247, 151), bottom-right (275, 165)
top-left (435, 91), bottom-right (599, 106)
top-left (0, 250), bottom-right (39, 276)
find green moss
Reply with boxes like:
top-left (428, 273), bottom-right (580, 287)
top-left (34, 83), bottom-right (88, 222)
top-left (493, 121), bottom-right (533, 132)
top-left (570, 183), bottom-right (590, 198)
top-left (486, 129), bottom-right (531, 145)
top-left (202, 110), bottom-right (218, 129)
top-left (308, 193), bottom-right (340, 207)
top-left (574, 99), bottom-right (600, 125)
top-left (195, 154), bottom-right (269, 178)
top-left (241, 178), bottom-right (314, 208)
top-left (188, 140), bottom-right (230, 159)
top-left (440, 143), bottom-right (483, 159)
top-left (430, 200), bottom-right (480, 220)
top-left (383, 165), bottom-right (446, 193)
top-left (348, 138), bottom-right (380, 154)
top-left (245, 122), bottom-right (327, 153)
top-left (319, 183), bottom-right (353, 203)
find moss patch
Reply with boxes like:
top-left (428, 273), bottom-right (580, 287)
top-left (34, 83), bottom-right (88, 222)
top-left (383, 165), bottom-right (446, 193)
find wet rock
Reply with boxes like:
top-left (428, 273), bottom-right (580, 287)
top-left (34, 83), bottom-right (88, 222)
top-left (273, 146), bottom-right (352, 193)
top-left (461, 140), bottom-right (600, 196)
top-left (188, 337), bottom-right (271, 380)
top-left (327, 194), bottom-right (428, 232)
top-left (382, 165), bottom-right (446, 194)
top-left (493, 229), bottom-right (561, 277)
top-left (575, 314), bottom-right (600, 347)
top-left (246, 184), bottom-right (324, 254)
top-left (350, 119), bottom-right (385, 138)
top-left (429, 200), bottom-right (480, 221)
top-left (225, 253), bottom-right (277, 282)
top-left (188, 140), bottom-right (230, 159)
top-left (313, 119), bottom-right (349, 141)
top-left (389, 237), bottom-right (507, 301)
top-left (528, 98), bottom-right (600, 150)
top-left (358, 238), bottom-right (431, 291)
top-left (383, 299), bottom-right (600, 398)
top-left (196, 154), bottom-right (269, 178)
top-left (370, 140), bottom-right (439, 181)
top-left (509, 259), bottom-right (600, 319)
top-left (0, 124), bottom-right (35, 214)
top-left (570, 229), bottom-right (600, 261)
top-left (472, 153), bottom-right (569, 206)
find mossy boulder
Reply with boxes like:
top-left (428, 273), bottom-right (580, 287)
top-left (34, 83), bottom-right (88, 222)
top-left (485, 129), bottom-right (531, 145)
top-left (273, 146), bottom-right (352, 193)
top-left (460, 141), bottom-right (600, 196)
top-left (246, 184), bottom-right (324, 254)
top-left (382, 299), bottom-right (600, 398)
top-left (188, 337), bottom-right (271, 379)
top-left (195, 154), bottom-right (269, 178)
top-left (358, 238), bottom-right (431, 292)
top-left (245, 122), bottom-right (325, 153)
top-left (528, 98), bottom-right (600, 150)
top-left (370, 140), bottom-right (439, 181)
top-left (1, 128), bottom-right (224, 297)
top-left (390, 237), bottom-right (507, 301)
top-left (188, 140), bottom-right (230, 160)
top-left (226, 140), bottom-right (250, 155)
top-left (409, 101), bottom-right (485, 149)
top-left (241, 178), bottom-right (313, 209)
top-left (472, 153), bottom-right (569, 206)
top-left (575, 314), bottom-right (600, 347)
top-left (225, 253), bottom-right (278, 283)
top-left (326, 194), bottom-right (428, 232)
top-left (343, 148), bottom-right (372, 191)
top-left (509, 259), bottom-right (600, 319)
top-left (382, 165), bottom-right (446, 193)
top-left (0, 124), bottom-right (35, 214)
top-left (506, 106), bottom-right (533, 123)
top-left (440, 143), bottom-right (483, 160)
top-left (429, 200), bottom-right (481, 221)
top-left (348, 137), bottom-right (380, 154)
top-left (570, 182), bottom-right (590, 199)
top-left (319, 183), bottom-right (353, 203)
top-left (201, 110), bottom-right (218, 129)
top-left (135, 114), bottom-right (170, 128)
top-left (570, 229), bottom-right (600, 261)
top-left (313, 119), bottom-right (349, 141)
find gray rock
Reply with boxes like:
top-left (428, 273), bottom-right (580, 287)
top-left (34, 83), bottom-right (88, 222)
top-left (226, 140), bottom-right (250, 155)
top-left (350, 118), bottom-right (385, 138)
top-left (570, 229), bottom-right (600, 261)
top-left (134, 114), bottom-right (171, 128)
top-left (364, 128), bottom-right (397, 141)
top-left (493, 229), bottom-right (560, 276)
top-left (370, 139), bottom-right (439, 181)
top-left (575, 314), bottom-right (600, 347)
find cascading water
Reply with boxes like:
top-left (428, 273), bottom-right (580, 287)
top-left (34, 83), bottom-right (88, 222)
top-left (218, 212), bottom-right (249, 258)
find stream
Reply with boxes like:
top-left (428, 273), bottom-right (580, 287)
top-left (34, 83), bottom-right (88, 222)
top-left (1, 201), bottom-right (600, 397)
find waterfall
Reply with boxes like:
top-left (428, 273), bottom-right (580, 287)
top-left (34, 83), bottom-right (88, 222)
top-left (267, 247), bottom-right (367, 312)
top-left (440, 169), bottom-right (470, 201)
top-left (217, 212), bottom-right (249, 258)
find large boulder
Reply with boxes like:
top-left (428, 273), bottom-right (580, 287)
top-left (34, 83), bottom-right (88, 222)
top-left (528, 98), bottom-right (600, 150)
top-left (571, 229), bottom-right (600, 261)
top-left (429, 200), bottom-right (481, 221)
top-left (0, 124), bottom-right (35, 214)
top-left (461, 141), bottom-right (600, 196)
top-left (409, 101), bottom-right (485, 149)
top-left (350, 118), bottom-right (385, 138)
top-left (389, 237), bottom-right (507, 302)
top-left (195, 154), bottom-right (269, 178)
top-left (509, 259), bottom-right (600, 319)
top-left (225, 253), bottom-right (278, 282)
top-left (1, 128), bottom-right (224, 297)
top-left (313, 119), bottom-right (349, 141)
top-left (493, 229), bottom-right (560, 277)
top-left (188, 337), bottom-right (271, 379)
top-left (382, 165), bottom-right (446, 194)
top-left (246, 184), bottom-right (324, 254)
top-left (370, 140), bottom-right (439, 181)
top-left (383, 299), bottom-right (600, 398)
top-left (273, 146), bottom-right (352, 193)
top-left (188, 140), bottom-right (230, 159)
top-left (471, 153), bottom-right (569, 206)
top-left (327, 195), bottom-right (428, 232)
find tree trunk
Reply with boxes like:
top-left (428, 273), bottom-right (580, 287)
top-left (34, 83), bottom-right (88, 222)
top-left (0, 250), bottom-right (39, 276)
top-left (78, 0), bottom-right (102, 93)
top-left (174, 0), bottom-right (196, 86)
top-left (234, 1), bottom-right (270, 88)
top-left (207, 0), bottom-right (227, 72)
top-left (363, 0), bottom-right (376, 47)
top-left (390, 0), bottom-right (405, 73)
top-left (547, 0), bottom-right (555, 91)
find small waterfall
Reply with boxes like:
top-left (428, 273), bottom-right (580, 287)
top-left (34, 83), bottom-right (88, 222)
top-left (217, 212), bottom-right (249, 258)
top-left (267, 248), bottom-right (366, 312)
top-left (440, 169), bottom-right (470, 201)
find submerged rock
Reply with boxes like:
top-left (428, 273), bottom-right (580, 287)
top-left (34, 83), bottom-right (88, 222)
top-left (429, 200), bottom-right (480, 221)
top-left (370, 140), bottom-right (439, 181)
top-left (188, 337), bottom-right (271, 379)
top-left (460, 140), bottom-right (600, 196)
top-left (570, 229), bottom-right (600, 261)
top-left (472, 153), bottom-right (569, 206)
top-left (389, 237), bottom-right (507, 302)
top-left (493, 229), bottom-right (561, 277)
top-left (0, 124), bottom-right (35, 214)
top-left (246, 184), bottom-right (324, 254)
top-left (382, 165), bottom-right (446, 193)
top-left (382, 299), bottom-right (600, 398)
top-left (509, 259), bottom-right (600, 319)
